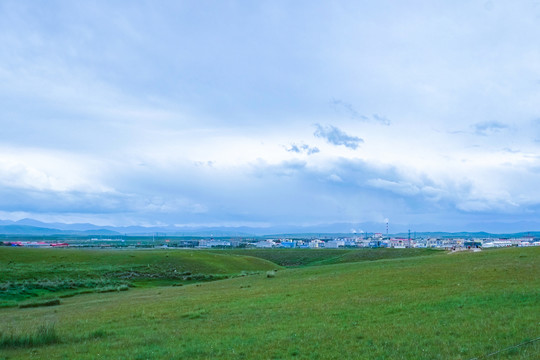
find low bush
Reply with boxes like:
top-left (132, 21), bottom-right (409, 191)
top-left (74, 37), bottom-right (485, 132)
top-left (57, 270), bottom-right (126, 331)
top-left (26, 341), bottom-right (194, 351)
top-left (86, 329), bottom-right (111, 339)
top-left (181, 309), bottom-right (208, 319)
top-left (18, 298), bottom-right (61, 308)
top-left (97, 286), bottom-right (118, 293)
top-left (0, 323), bottom-right (60, 348)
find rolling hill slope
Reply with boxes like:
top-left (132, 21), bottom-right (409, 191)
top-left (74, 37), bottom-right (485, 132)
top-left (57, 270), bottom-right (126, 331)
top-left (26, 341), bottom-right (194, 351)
top-left (0, 248), bottom-right (278, 307)
top-left (1, 247), bottom-right (538, 359)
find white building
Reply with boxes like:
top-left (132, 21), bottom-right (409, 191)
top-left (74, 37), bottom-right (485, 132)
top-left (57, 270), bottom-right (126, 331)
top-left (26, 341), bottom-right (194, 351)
top-left (309, 239), bottom-right (324, 248)
top-left (325, 240), bottom-right (345, 248)
top-left (198, 240), bottom-right (231, 248)
top-left (256, 240), bottom-right (276, 248)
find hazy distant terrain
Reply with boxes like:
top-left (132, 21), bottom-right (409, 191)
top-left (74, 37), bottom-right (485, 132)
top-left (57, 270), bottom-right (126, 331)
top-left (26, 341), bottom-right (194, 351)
top-left (2, 218), bottom-right (540, 237)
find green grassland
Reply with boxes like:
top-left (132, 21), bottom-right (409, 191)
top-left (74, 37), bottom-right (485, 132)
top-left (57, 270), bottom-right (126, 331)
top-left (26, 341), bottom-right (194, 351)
top-left (1, 247), bottom-right (538, 359)
top-left (221, 248), bottom-right (442, 267)
top-left (0, 247), bottom-right (278, 307)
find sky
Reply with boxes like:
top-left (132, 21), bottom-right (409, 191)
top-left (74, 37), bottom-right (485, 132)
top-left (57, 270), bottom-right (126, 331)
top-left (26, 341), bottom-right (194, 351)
top-left (1, 0), bottom-right (540, 232)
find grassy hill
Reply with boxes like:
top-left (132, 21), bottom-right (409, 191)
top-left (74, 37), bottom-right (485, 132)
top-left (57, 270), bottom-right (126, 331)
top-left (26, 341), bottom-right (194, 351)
top-left (1, 247), bottom-right (538, 359)
top-left (221, 248), bottom-right (442, 267)
top-left (0, 248), bottom-right (278, 307)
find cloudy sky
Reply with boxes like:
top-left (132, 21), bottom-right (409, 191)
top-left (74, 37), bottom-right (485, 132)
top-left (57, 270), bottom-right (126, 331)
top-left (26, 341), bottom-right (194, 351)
top-left (1, 0), bottom-right (540, 232)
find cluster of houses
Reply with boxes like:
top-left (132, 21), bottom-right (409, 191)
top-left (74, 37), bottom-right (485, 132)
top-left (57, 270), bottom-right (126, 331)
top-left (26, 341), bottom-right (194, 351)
top-left (4, 235), bottom-right (540, 249)
top-left (198, 235), bottom-right (540, 249)
top-left (2, 241), bottom-right (69, 247)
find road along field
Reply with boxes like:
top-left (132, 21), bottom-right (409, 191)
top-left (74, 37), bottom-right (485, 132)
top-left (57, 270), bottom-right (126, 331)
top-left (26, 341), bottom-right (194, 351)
top-left (1, 247), bottom-right (538, 359)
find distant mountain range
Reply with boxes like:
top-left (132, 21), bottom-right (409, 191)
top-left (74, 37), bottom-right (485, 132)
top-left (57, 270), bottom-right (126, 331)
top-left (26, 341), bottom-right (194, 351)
top-left (0, 224), bottom-right (121, 236)
top-left (0, 218), bottom-right (539, 237)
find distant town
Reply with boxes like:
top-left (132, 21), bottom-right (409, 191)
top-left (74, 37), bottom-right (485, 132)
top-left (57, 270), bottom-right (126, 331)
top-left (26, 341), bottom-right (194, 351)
top-left (3, 232), bottom-right (540, 249)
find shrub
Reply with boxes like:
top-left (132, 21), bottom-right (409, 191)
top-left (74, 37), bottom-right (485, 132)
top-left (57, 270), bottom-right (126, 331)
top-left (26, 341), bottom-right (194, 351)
top-left (19, 298), bottom-right (61, 309)
top-left (0, 323), bottom-right (60, 348)
top-left (87, 329), bottom-right (111, 339)
top-left (181, 309), bottom-right (208, 319)
top-left (97, 286), bottom-right (117, 293)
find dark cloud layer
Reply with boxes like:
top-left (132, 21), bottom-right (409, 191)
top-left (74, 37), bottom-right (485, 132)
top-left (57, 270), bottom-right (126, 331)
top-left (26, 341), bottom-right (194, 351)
top-left (330, 99), bottom-right (368, 120)
top-left (314, 124), bottom-right (364, 149)
top-left (473, 121), bottom-right (509, 136)
top-left (330, 99), bottom-right (391, 125)
top-left (286, 143), bottom-right (320, 155)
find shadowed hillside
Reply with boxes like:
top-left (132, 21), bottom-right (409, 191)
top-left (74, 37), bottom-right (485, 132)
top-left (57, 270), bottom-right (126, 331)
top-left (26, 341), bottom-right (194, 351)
top-left (221, 248), bottom-right (442, 267)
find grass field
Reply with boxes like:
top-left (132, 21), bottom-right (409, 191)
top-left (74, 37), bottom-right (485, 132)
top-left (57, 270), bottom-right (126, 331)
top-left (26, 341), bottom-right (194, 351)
top-left (0, 247), bottom-right (278, 307)
top-left (221, 248), bottom-right (442, 267)
top-left (1, 247), bottom-right (538, 359)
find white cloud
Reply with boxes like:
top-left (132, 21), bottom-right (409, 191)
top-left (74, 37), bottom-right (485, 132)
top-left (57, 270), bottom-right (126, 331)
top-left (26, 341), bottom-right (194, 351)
top-left (0, 147), bottom-right (111, 193)
top-left (366, 178), bottom-right (420, 196)
top-left (328, 174), bottom-right (343, 183)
